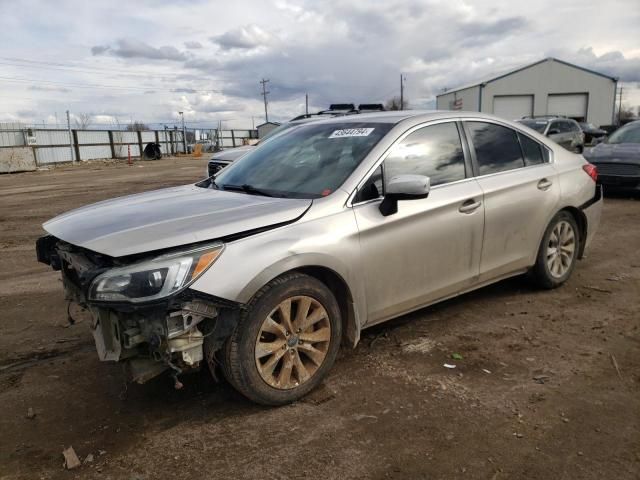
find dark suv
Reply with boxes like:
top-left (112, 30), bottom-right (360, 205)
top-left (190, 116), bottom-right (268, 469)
top-left (517, 116), bottom-right (585, 153)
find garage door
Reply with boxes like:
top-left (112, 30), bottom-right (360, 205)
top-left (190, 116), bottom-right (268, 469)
top-left (547, 94), bottom-right (587, 120)
top-left (492, 95), bottom-right (534, 120)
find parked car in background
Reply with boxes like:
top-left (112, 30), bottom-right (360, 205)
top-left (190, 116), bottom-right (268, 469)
top-left (579, 122), bottom-right (607, 145)
top-left (517, 116), bottom-right (585, 153)
top-left (583, 120), bottom-right (640, 193)
top-left (38, 111), bottom-right (602, 405)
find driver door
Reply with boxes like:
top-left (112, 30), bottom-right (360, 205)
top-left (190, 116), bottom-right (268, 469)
top-left (352, 121), bottom-right (485, 326)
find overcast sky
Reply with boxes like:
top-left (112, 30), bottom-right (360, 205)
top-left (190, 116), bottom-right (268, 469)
top-left (1, 0), bottom-right (639, 129)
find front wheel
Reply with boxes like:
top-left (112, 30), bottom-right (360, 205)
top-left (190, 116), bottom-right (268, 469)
top-left (531, 211), bottom-right (579, 289)
top-left (221, 273), bottom-right (342, 405)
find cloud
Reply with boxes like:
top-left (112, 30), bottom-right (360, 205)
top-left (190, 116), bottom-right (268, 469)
top-left (173, 88), bottom-right (197, 93)
top-left (459, 17), bottom-right (528, 46)
top-left (553, 47), bottom-right (640, 82)
top-left (211, 24), bottom-right (277, 50)
top-left (91, 39), bottom-right (187, 61)
top-left (91, 45), bottom-right (110, 55)
top-left (29, 85), bottom-right (71, 93)
top-left (184, 41), bottom-right (203, 49)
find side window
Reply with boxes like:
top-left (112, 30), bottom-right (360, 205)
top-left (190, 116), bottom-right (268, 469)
top-left (466, 122), bottom-right (525, 175)
top-left (354, 165), bottom-right (383, 203)
top-left (518, 133), bottom-right (545, 166)
top-left (557, 121), bottom-right (570, 133)
top-left (383, 122), bottom-right (466, 187)
top-left (547, 121), bottom-right (559, 134)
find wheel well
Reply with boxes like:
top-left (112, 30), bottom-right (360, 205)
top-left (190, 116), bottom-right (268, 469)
top-left (561, 207), bottom-right (587, 259)
top-left (294, 266), bottom-right (358, 347)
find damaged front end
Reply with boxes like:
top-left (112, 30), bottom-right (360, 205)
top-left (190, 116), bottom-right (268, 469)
top-left (36, 235), bottom-right (237, 387)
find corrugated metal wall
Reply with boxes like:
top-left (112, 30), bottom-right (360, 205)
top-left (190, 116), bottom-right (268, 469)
top-left (0, 130), bottom-right (25, 147)
top-left (0, 127), bottom-right (255, 165)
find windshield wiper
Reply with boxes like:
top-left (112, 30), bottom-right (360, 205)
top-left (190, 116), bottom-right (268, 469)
top-left (222, 183), bottom-right (275, 197)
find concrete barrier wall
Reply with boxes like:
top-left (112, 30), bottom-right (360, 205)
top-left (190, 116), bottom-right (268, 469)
top-left (0, 147), bottom-right (37, 173)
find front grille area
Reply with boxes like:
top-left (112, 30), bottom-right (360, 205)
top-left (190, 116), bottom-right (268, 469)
top-left (593, 163), bottom-right (640, 177)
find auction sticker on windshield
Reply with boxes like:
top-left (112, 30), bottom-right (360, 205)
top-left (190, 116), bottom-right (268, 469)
top-left (329, 128), bottom-right (375, 138)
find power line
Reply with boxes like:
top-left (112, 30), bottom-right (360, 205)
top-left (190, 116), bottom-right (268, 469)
top-left (0, 60), bottom-right (185, 82)
top-left (0, 75), bottom-right (220, 94)
top-left (0, 56), bottom-right (188, 78)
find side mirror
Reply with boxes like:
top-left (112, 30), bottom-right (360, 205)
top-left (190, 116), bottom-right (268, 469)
top-left (379, 174), bottom-right (430, 216)
top-left (547, 129), bottom-right (560, 136)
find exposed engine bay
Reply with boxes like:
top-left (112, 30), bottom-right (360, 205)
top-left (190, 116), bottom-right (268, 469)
top-left (36, 235), bottom-right (237, 388)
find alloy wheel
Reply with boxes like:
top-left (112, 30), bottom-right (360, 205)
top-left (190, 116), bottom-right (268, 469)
top-left (254, 296), bottom-right (331, 390)
top-left (546, 220), bottom-right (576, 278)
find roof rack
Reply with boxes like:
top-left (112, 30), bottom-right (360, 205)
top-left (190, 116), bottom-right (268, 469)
top-left (328, 103), bottom-right (356, 111)
top-left (289, 103), bottom-right (385, 122)
top-left (358, 103), bottom-right (385, 112)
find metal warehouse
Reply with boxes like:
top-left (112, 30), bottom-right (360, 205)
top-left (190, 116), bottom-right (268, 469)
top-left (436, 57), bottom-right (617, 126)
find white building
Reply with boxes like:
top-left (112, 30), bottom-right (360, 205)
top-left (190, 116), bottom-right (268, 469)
top-left (436, 58), bottom-right (617, 126)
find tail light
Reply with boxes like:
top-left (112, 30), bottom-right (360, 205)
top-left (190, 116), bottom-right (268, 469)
top-left (583, 163), bottom-right (598, 182)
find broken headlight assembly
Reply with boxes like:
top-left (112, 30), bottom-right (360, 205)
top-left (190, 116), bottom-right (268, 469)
top-left (89, 243), bottom-right (223, 303)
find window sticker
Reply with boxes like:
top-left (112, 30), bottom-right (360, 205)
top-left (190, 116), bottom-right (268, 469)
top-left (329, 128), bottom-right (375, 138)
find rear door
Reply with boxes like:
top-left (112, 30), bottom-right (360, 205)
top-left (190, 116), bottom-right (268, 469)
top-left (463, 120), bottom-right (560, 281)
top-left (352, 121), bottom-right (484, 325)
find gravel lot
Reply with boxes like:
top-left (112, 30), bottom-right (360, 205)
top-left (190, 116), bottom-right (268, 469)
top-left (0, 157), bottom-right (638, 479)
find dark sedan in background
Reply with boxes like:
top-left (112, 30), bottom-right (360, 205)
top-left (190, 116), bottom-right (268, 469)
top-left (579, 122), bottom-right (607, 145)
top-left (584, 120), bottom-right (640, 193)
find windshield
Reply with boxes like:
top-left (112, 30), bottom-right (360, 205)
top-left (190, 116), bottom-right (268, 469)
top-left (580, 122), bottom-right (597, 130)
top-left (517, 119), bottom-right (548, 133)
top-left (214, 122), bottom-right (393, 198)
top-left (259, 123), bottom-right (298, 143)
top-left (608, 123), bottom-right (640, 144)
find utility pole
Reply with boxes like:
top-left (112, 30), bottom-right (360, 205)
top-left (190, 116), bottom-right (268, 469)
top-left (305, 93), bottom-right (309, 116)
top-left (260, 78), bottom-right (270, 122)
top-left (617, 85), bottom-right (623, 125)
top-left (400, 74), bottom-right (406, 111)
top-left (178, 111), bottom-right (186, 153)
top-left (66, 110), bottom-right (74, 162)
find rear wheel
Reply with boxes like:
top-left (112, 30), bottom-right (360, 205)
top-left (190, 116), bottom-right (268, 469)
top-left (221, 273), bottom-right (341, 405)
top-left (531, 211), bottom-right (579, 289)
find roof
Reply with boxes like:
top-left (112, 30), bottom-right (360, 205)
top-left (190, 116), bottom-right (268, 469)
top-left (291, 109), bottom-right (515, 126)
top-left (304, 110), bottom-right (423, 124)
top-left (436, 57), bottom-right (618, 97)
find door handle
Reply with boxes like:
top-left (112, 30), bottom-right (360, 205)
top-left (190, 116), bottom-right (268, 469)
top-left (537, 178), bottom-right (553, 191)
top-left (459, 199), bottom-right (482, 214)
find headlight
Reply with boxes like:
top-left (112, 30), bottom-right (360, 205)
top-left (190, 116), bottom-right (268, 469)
top-left (89, 243), bottom-right (223, 303)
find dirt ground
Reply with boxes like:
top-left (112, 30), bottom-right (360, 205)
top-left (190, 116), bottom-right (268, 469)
top-left (0, 156), bottom-right (638, 480)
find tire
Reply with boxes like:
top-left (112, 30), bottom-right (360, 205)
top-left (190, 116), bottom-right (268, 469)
top-left (221, 272), bottom-right (342, 405)
top-left (531, 211), bottom-right (579, 289)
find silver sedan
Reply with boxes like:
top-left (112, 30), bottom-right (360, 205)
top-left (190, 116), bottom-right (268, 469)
top-left (38, 111), bottom-right (602, 405)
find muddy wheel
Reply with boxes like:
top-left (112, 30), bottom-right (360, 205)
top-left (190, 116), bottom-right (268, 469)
top-left (531, 211), bottom-right (579, 289)
top-left (222, 272), bottom-right (341, 405)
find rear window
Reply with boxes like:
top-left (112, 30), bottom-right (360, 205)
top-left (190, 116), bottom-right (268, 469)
top-left (467, 122), bottom-right (525, 175)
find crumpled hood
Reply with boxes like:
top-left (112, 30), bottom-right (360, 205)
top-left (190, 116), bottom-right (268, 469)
top-left (585, 143), bottom-right (640, 164)
top-left (43, 184), bottom-right (311, 257)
